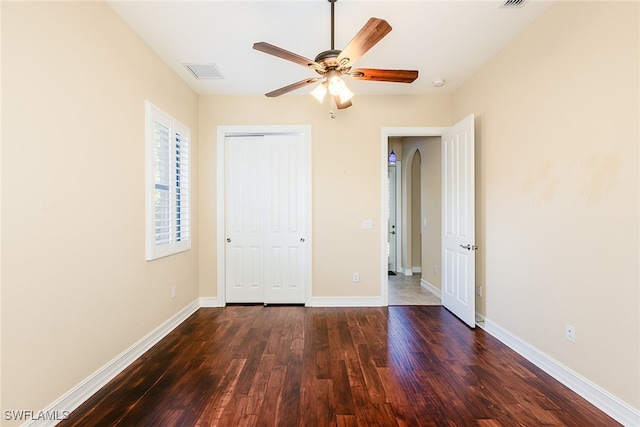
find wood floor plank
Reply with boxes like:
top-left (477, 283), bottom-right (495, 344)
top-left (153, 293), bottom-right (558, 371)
top-left (376, 367), bottom-right (422, 426)
top-left (243, 371), bottom-right (270, 415)
top-left (297, 385), bottom-right (316, 427)
top-left (59, 306), bottom-right (621, 427)
top-left (355, 343), bottom-right (386, 404)
top-left (235, 339), bottom-right (268, 395)
top-left (314, 378), bottom-right (337, 427)
top-left (332, 359), bottom-right (356, 416)
top-left (276, 348), bottom-right (303, 426)
top-left (314, 311), bottom-right (331, 380)
top-left (196, 357), bottom-right (246, 425)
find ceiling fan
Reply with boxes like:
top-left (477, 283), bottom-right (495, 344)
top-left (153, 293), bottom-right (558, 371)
top-left (253, 0), bottom-right (419, 110)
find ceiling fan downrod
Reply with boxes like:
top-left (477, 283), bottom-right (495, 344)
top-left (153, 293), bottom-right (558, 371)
top-left (314, 0), bottom-right (340, 70)
top-left (330, 0), bottom-right (336, 50)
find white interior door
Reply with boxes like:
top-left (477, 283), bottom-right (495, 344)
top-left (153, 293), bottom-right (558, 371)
top-left (225, 135), bottom-right (264, 303)
top-left (225, 133), bottom-right (309, 304)
top-left (441, 114), bottom-right (476, 327)
top-left (262, 134), bottom-right (308, 304)
top-left (388, 165), bottom-right (398, 272)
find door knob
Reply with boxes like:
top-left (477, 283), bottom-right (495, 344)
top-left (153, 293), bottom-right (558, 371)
top-left (460, 244), bottom-right (478, 250)
top-left (226, 238), bottom-right (231, 243)
top-left (300, 238), bottom-right (305, 242)
top-left (390, 231), bottom-right (396, 235)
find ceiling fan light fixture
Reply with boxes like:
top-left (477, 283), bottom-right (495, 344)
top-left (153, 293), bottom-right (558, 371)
top-left (338, 86), bottom-right (354, 104)
top-left (253, 1), bottom-right (418, 111)
top-left (311, 82), bottom-right (328, 103)
top-left (327, 71), bottom-right (347, 96)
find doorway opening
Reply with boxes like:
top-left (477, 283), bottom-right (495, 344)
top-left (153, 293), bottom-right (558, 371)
top-left (381, 116), bottom-right (477, 326)
top-left (386, 135), bottom-right (442, 306)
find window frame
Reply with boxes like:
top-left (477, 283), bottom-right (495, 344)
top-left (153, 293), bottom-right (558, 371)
top-left (145, 101), bottom-right (191, 260)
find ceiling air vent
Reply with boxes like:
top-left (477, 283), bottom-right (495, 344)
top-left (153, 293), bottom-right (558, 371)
top-left (183, 63), bottom-right (224, 79)
top-left (501, 0), bottom-right (526, 8)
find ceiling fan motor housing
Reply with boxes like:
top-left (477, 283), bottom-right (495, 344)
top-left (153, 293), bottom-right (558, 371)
top-left (314, 49), bottom-right (342, 72)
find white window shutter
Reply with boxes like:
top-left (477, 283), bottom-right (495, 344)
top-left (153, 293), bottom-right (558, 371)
top-left (174, 124), bottom-right (191, 253)
top-left (145, 101), bottom-right (191, 260)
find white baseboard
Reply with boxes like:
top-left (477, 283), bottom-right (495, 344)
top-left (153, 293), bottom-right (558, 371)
top-left (420, 279), bottom-right (441, 299)
top-left (403, 268), bottom-right (413, 276)
top-left (412, 266), bottom-right (422, 274)
top-left (199, 296), bottom-right (221, 307)
top-left (310, 296), bottom-right (384, 307)
top-left (479, 316), bottom-right (640, 427)
top-left (27, 300), bottom-right (200, 427)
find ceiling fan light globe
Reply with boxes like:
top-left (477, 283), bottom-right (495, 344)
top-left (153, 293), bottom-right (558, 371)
top-left (310, 83), bottom-right (328, 103)
top-left (328, 74), bottom-right (347, 96)
top-left (338, 86), bottom-right (354, 103)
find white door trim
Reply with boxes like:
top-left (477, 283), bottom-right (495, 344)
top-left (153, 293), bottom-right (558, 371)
top-left (217, 125), bottom-right (313, 306)
top-left (380, 127), bottom-right (446, 306)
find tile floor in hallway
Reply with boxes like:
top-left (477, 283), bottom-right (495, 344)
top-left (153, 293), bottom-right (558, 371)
top-left (388, 273), bottom-right (441, 305)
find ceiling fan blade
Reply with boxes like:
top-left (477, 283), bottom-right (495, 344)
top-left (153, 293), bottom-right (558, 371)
top-left (265, 77), bottom-right (321, 98)
top-left (337, 18), bottom-right (392, 69)
top-left (253, 42), bottom-right (325, 72)
top-left (334, 96), bottom-right (353, 110)
top-left (350, 68), bottom-right (419, 83)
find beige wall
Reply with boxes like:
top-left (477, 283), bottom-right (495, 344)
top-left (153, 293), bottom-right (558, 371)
top-left (1, 1), bottom-right (199, 420)
top-left (419, 138), bottom-right (441, 289)
top-left (198, 95), bottom-right (452, 299)
top-left (453, 1), bottom-right (639, 410)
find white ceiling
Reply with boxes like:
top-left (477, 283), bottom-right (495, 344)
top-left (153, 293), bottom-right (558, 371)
top-left (107, 0), bottom-right (555, 97)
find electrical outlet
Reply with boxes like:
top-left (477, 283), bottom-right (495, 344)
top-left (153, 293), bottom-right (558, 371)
top-left (566, 325), bottom-right (575, 343)
top-left (171, 286), bottom-right (177, 299)
top-left (352, 273), bottom-right (360, 283)
top-left (433, 265), bottom-right (437, 275)
top-left (476, 286), bottom-right (482, 297)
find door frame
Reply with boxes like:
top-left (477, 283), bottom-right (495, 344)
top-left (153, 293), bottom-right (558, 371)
top-left (380, 127), bottom-right (446, 306)
top-left (217, 125), bottom-right (313, 306)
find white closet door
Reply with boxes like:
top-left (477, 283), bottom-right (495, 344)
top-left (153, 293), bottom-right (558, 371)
top-left (225, 136), bottom-right (265, 303)
top-left (262, 134), bottom-right (308, 303)
top-left (225, 133), bottom-right (308, 304)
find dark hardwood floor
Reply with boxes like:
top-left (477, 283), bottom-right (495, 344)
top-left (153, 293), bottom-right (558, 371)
top-left (59, 306), bottom-right (620, 426)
